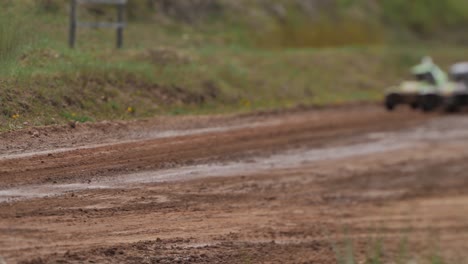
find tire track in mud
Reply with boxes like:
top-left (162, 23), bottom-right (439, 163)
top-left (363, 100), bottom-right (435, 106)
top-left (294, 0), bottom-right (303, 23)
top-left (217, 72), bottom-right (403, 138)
top-left (0, 107), bottom-right (428, 188)
top-left (2, 107), bottom-right (468, 263)
top-left (5, 112), bottom-right (468, 203)
top-left (3, 139), bottom-right (468, 263)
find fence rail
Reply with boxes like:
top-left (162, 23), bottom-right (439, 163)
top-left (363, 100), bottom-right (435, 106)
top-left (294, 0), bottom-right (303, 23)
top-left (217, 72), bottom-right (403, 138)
top-left (69, 0), bottom-right (127, 48)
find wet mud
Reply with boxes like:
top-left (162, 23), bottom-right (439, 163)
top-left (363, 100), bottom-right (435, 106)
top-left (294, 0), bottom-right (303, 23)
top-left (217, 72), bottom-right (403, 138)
top-left (1, 106), bottom-right (468, 263)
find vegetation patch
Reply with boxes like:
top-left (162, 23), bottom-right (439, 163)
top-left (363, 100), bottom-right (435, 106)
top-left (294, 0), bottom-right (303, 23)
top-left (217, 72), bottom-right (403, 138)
top-left (332, 229), bottom-right (451, 264)
top-left (0, 1), bottom-right (467, 130)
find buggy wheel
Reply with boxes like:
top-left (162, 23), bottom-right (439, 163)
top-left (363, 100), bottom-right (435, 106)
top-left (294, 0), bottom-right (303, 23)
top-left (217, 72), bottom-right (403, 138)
top-left (410, 102), bottom-right (419, 110)
top-left (421, 94), bottom-right (441, 112)
top-left (385, 94), bottom-right (400, 111)
top-left (445, 96), bottom-right (460, 113)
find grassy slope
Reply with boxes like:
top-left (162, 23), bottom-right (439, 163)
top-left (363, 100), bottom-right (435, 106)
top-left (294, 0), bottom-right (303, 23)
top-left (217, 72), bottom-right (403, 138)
top-left (1, 1), bottom-right (468, 130)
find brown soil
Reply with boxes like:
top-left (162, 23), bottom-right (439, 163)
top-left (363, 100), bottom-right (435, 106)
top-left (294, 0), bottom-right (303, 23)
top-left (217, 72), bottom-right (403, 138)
top-left (1, 106), bottom-right (468, 263)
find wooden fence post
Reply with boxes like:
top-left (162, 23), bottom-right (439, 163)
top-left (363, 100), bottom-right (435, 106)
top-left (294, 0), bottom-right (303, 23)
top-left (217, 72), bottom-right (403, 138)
top-left (116, 2), bottom-right (125, 49)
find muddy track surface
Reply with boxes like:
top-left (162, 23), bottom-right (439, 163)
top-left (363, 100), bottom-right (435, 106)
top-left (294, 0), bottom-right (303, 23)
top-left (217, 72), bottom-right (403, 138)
top-left (1, 106), bottom-right (468, 263)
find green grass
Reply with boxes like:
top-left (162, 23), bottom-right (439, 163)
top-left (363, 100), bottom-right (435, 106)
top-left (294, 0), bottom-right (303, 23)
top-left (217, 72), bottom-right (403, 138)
top-left (0, 1), bottom-right (468, 130)
top-left (332, 233), bottom-right (450, 264)
top-left (0, 11), bottom-right (34, 75)
top-left (62, 112), bottom-right (94, 123)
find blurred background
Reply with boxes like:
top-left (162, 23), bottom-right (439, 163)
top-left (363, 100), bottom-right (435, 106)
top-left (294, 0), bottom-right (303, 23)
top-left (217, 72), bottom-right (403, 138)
top-left (1, 0), bottom-right (468, 128)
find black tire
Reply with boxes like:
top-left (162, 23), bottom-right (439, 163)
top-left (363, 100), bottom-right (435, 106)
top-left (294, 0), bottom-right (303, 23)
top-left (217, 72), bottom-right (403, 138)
top-left (410, 102), bottom-right (419, 110)
top-left (421, 94), bottom-right (441, 112)
top-left (445, 96), bottom-right (461, 113)
top-left (385, 94), bottom-right (399, 111)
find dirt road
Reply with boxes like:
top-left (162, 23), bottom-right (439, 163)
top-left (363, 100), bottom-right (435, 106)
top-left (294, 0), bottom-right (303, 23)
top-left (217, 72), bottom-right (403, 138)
top-left (1, 105), bottom-right (468, 263)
